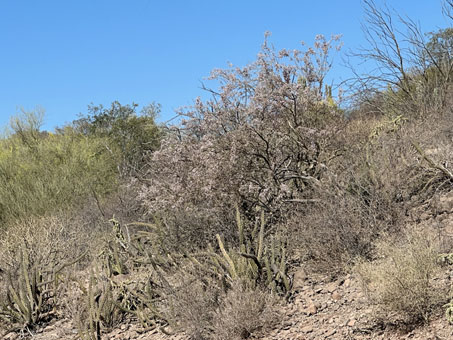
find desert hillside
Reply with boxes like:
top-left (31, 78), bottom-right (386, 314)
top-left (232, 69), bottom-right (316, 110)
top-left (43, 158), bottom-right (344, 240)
top-left (1, 1), bottom-right (453, 340)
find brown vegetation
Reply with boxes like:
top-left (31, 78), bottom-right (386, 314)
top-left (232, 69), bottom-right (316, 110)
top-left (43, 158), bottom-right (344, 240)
top-left (1, 1), bottom-right (453, 339)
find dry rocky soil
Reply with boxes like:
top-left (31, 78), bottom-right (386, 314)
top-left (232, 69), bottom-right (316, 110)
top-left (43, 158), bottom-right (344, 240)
top-left (4, 269), bottom-right (453, 340)
top-left (5, 193), bottom-right (453, 340)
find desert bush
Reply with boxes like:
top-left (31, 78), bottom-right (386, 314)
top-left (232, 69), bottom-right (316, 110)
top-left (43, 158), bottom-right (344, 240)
top-left (357, 104), bottom-right (453, 211)
top-left (289, 185), bottom-right (395, 273)
top-left (163, 270), bottom-right (219, 340)
top-left (183, 208), bottom-right (291, 294)
top-left (73, 101), bottom-right (162, 177)
top-left (211, 282), bottom-right (278, 340)
top-left (141, 34), bottom-right (345, 248)
top-left (0, 111), bottom-right (118, 225)
top-left (82, 212), bottom-right (285, 339)
top-left (349, 1), bottom-right (453, 120)
top-left (356, 227), bottom-right (446, 324)
top-left (294, 67), bottom-right (453, 273)
top-left (0, 215), bottom-right (91, 333)
top-left (157, 209), bottom-right (286, 339)
top-left (163, 270), bottom-right (278, 340)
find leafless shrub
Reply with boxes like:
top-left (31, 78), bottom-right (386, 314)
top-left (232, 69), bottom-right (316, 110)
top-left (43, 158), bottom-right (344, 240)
top-left (211, 282), bottom-right (279, 340)
top-left (347, 0), bottom-right (453, 119)
top-left (161, 265), bottom-right (221, 340)
top-left (163, 268), bottom-right (278, 340)
top-left (288, 182), bottom-right (396, 273)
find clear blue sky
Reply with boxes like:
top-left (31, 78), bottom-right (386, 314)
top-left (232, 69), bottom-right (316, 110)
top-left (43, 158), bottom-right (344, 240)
top-left (0, 1), bottom-right (449, 131)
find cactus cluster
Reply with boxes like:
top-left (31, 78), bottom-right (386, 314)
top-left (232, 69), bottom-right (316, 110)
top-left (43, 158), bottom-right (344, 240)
top-left (0, 243), bottom-right (86, 332)
top-left (76, 218), bottom-right (172, 338)
top-left (189, 207), bottom-right (290, 294)
top-left (0, 245), bottom-right (47, 329)
top-left (74, 208), bottom-right (289, 339)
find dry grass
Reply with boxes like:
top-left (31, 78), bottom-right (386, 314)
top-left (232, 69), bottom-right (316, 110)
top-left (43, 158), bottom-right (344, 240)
top-left (356, 227), bottom-right (447, 325)
top-left (164, 274), bottom-right (279, 340)
top-left (211, 282), bottom-right (279, 340)
top-left (288, 186), bottom-right (396, 273)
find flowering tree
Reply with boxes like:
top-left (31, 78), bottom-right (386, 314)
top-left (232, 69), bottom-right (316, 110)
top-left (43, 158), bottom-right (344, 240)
top-left (140, 34), bottom-right (344, 245)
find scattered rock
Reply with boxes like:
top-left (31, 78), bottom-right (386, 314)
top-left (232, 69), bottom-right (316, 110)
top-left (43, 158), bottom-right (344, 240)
top-left (347, 319), bottom-right (357, 327)
top-left (301, 325), bottom-right (313, 333)
top-left (326, 282), bottom-right (337, 293)
top-left (324, 329), bottom-right (336, 337)
top-left (332, 291), bottom-right (342, 301)
top-left (306, 303), bottom-right (318, 315)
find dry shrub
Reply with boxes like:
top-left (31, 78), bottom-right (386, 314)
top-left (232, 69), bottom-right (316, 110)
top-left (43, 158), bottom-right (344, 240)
top-left (0, 212), bottom-right (102, 271)
top-left (163, 267), bottom-right (278, 340)
top-left (165, 277), bottom-right (219, 340)
top-left (211, 282), bottom-right (278, 340)
top-left (0, 213), bottom-right (101, 332)
top-left (356, 227), bottom-right (446, 325)
top-left (140, 35), bottom-right (344, 249)
top-left (293, 99), bottom-right (453, 274)
top-left (288, 186), bottom-right (395, 273)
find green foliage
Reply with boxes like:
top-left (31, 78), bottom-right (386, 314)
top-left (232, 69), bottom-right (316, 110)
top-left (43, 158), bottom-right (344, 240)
top-left (426, 28), bottom-right (453, 68)
top-left (74, 101), bottom-right (162, 175)
top-left (0, 111), bottom-right (119, 225)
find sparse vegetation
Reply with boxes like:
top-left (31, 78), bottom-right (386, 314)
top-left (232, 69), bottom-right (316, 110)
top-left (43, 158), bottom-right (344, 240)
top-left (356, 227), bottom-right (446, 324)
top-left (1, 1), bottom-right (453, 339)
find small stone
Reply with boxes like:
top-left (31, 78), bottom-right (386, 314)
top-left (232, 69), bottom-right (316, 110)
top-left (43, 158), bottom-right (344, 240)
top-left (301, 325), bottom-right (313, 333)
top-left (293, 268), bottom-right (308, 289)
top-left (347, 319), bottom-right (357, 327)
top-left (326, 282), bottom-right (337, 293)
top-left (332, 291), bottom-right (342, 301)
top-left (325, 329), bottom-right (336, 337)
top-left (343, 278), bottom-right (351, 288)
top-left (306, 303), bottom-right (318, 315)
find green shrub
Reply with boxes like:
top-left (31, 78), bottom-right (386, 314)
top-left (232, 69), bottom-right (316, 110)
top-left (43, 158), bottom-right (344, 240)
top-left (0, 120), bottom-right (118, 225)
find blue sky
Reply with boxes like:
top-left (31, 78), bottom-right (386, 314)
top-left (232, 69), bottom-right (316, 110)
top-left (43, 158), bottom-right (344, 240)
top-left (0, 1), bottom-right (449, 131)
